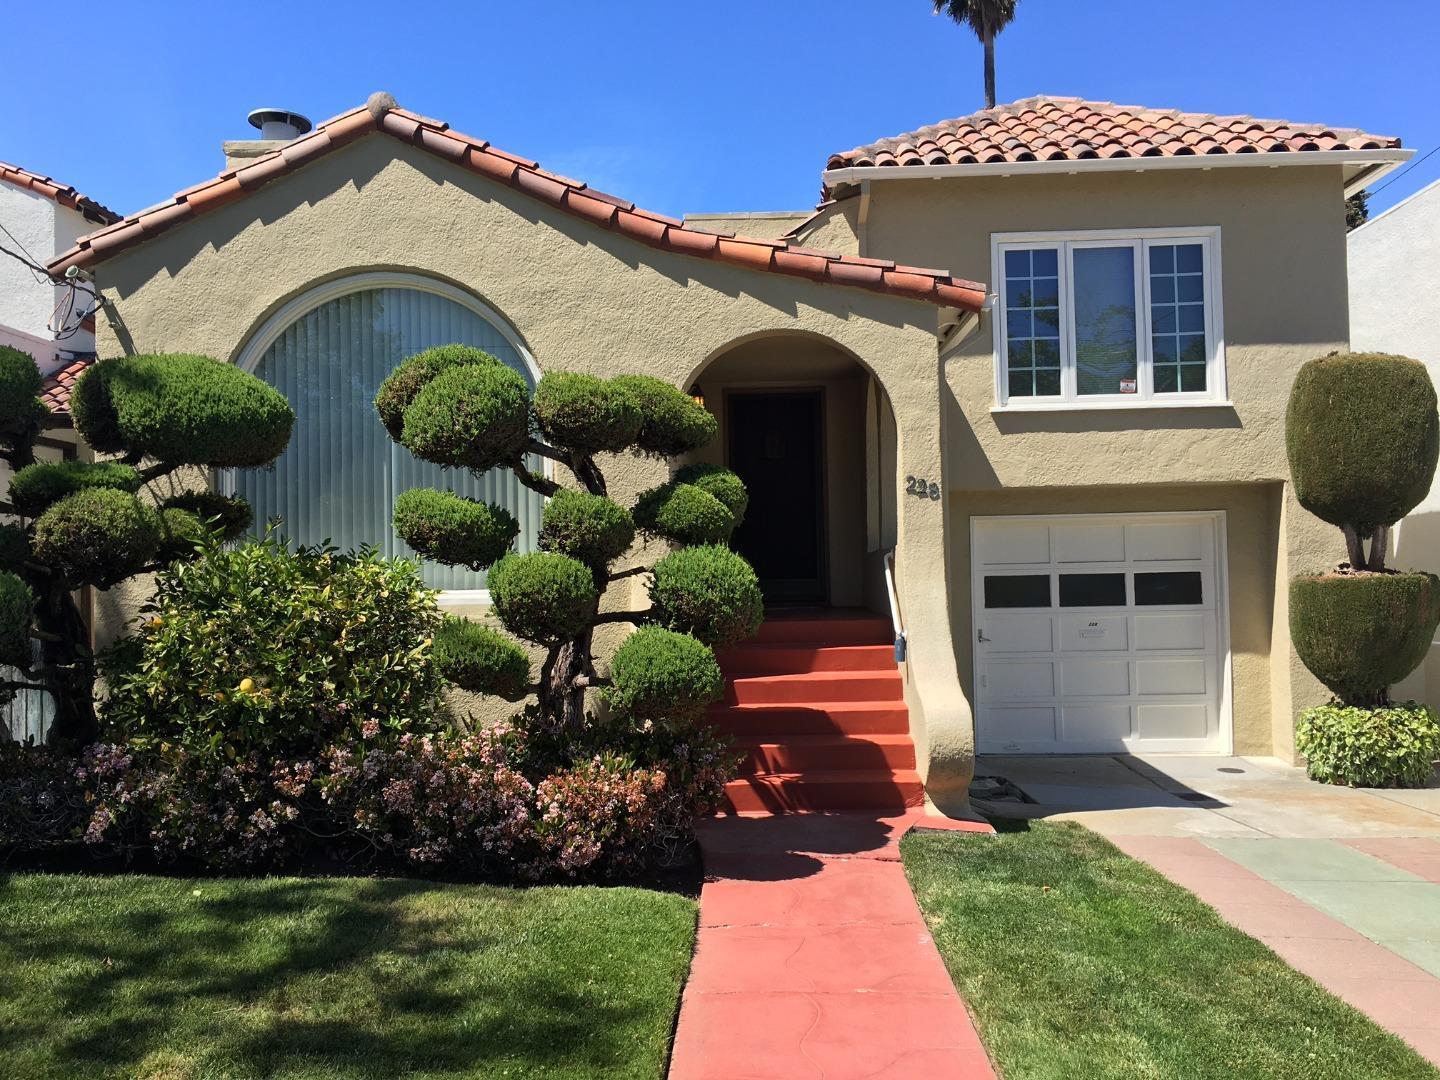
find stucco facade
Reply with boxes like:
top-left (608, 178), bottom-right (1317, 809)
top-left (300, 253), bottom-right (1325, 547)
top-left (61, 96), bottom-right (1391, 807)
top-left (1349, 179), bottom-right (1440, 708)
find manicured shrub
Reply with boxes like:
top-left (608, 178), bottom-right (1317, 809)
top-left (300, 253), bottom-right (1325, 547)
top-left (650, 544), bottom-right (763, 646)
top-left (0, 572), bottom-right (33, 668)
top-left (1296, 702), bottom-right (1440, 788)
top-left (612, 374), bottom-right (718, 457)
top-left (376, 344), bottom-right (503, 441)
top-left (487, 552), bottom-right (598, 645)
top-left (394, 487), bottom-right (519, 570)
top-left (607, 627), bottom-right (723, 722)
top-left (0, 345), bottom-right (41, 421)
top-left (674, 462), bottom-right (749, 525)
top-left (401, 362), bottom-right (531, 471)
top-left (158, 491), bottom-right (253, 540)
top-left (532, 372), bottom-right (643, 455)
top-left (540, 489), bottom-right (635, 568)
top-left (32, 487), bottom-right (162, 589)
top-left (433, 615), bottom-right (531, 700)
top-left (155, 507), bottom-right (208, 561)
top-left (72, 354), bottom-right (294, 467)
top-left (9, 460), bottom-right (139, 518)
top-left (632, 481), bottom-right (735, 545)
top-left (100, 534), bottom-right (444, 759)
top-left (1290, 573), bottom-right (1440, 706)
top-left (1287, 353), bottom-right (1439, 538)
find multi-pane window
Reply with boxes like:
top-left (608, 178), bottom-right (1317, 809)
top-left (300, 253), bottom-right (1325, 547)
top-left (993, 229), bottom-right (1222, 407)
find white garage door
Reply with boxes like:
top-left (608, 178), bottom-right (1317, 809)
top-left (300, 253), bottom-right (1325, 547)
top-left (972, 512), bottom-right (1229, 754)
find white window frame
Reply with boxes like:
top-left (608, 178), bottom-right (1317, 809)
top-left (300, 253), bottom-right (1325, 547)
top-left (225, 271), bottom-right (547, 608)
top-left (990, 227), bottom-right (1227, 411)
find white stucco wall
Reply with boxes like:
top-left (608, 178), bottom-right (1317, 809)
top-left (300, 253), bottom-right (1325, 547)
top-left (1349, 178), bottom-right (1440, 706)
top-left (0, 182), bottom-right (99, 366)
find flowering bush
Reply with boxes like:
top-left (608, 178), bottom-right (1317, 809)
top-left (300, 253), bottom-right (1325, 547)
top-left (1, 709), bottom-right (736, 879)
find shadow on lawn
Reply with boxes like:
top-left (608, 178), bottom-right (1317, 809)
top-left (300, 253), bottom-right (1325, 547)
top-left (1, 874), bottom-right (661, 1077)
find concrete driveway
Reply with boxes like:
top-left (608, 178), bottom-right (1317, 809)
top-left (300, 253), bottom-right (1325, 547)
top-left (975, 755), bottom-right (1440, 1066)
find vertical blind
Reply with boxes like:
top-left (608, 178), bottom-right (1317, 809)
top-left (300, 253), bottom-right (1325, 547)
top-left (234, 286), bottom-right (542, 590)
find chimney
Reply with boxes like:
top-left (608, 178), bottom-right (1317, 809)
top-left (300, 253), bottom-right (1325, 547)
top-left (223, 107), bottom-right (314, 169)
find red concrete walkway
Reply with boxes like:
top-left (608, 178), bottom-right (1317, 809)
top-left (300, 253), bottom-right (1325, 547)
top-left (668, 812), bottom-right (998, 1080)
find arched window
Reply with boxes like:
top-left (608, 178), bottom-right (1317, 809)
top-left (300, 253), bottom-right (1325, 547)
top-left (230, 274), bottom-right (542, 597)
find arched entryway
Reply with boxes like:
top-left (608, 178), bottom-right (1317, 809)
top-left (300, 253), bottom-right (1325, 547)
top-left (685, 332), bottom-right (898, 612)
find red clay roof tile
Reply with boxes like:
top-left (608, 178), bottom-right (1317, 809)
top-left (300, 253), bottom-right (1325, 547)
top-left (39, 357), bottom-right (95, 416)
top-left (0, 161), bottom-right (119, 225)
top-left (828, 96), bottom-right (1402, 177)
top-left (47, 97), bottom-right (986, 313)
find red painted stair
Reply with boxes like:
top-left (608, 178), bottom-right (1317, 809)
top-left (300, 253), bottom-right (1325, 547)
top-left (708, 609), bottom-right (924, 815)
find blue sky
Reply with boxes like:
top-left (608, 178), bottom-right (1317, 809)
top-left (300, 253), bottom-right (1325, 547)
top-left (3, 0), bottom-right (1437, 222)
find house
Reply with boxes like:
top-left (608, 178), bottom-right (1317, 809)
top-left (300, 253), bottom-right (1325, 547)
top-left (1349, 177), bottom-right (1440, 710)
top-left (0, 161), bottom-right (119, 742)
top-left (44, 94), bottom-right (1409, 814)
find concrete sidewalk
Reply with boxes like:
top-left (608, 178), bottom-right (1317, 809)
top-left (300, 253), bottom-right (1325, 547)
top-left (977, 754), bottom-right (1440, 1066)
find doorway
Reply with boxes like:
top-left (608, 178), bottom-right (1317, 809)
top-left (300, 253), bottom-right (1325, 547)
top-left (726, 390), bottom-right (827, 602)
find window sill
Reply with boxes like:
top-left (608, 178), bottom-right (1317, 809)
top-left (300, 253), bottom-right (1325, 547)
top-left (991, 399), bottom-right (1235, 414)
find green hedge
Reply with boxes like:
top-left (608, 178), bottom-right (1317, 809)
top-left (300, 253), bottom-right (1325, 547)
top-left (376, 345), bottom-right (504, 441)
top-left (393, 488), bottom-right (518, 570)
top-left (606, 626), bottom-right (723, 722)
top-left (1287, 352), bottom-right (1439, 534)
top-left (158, 491), bottom-right (253, 542)
top-left (32, 487), bottom-right (162, 589)
top-left (650, 544), bottom-right (763, 646)
top-left (72, 354), bottom-right (294, 467)
top-left (0, 345), bottom-right (43, 435)
top-left (400, 363), bottom-right (531, 472)
top-left (532, 372), bottom-right (643, 456)
top-left (0, 524), bottom-right (29, 575)
top-left (632, 482), bottom-right (735, 546)
top-left (611, 375), bottom-right (717, 458)
top-left (0, 571), bottom-right (33, 668)
top-left (9, 460), bottom-right (140, 518)
top-left (432, 615), bottom-right (532, 700)
top-left (1296, 702), bottom-right (1440, 787)
top-left (487, 552), bottom-right (598, 645)
top-left (1290, 573), bottom-right (1440, 704)
top-left (539, 489), bottom-right (635, 568)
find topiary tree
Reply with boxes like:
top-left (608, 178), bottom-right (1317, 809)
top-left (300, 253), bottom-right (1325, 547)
top-left (1286, 351), bottom-right (1440, 710)
top-left (376, 346), bottom-right (763, 729)
top-left (0, 347), bottom-right (293, 744)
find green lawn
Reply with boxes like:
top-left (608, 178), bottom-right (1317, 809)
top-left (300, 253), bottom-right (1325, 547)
top-left (901, 822), bottom-right (1438, 1080)
top-left (0, 872), bottom-right (697, 1079)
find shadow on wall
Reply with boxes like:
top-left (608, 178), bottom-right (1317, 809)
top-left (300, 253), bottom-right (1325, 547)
top-left (1393, 509), bottom-right (1440, 709)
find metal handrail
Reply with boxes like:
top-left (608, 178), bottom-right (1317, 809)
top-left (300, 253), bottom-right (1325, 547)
top-left (883, 548), bottom-right (907, 663)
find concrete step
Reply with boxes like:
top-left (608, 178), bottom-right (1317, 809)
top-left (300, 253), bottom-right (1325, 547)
top-left (705, 702), bottom-right (911, 737)
top-left (714, 643), bottom-right (897, 675)
top-left (722, 770), bottom-right (926, 814)
top-left (735, 734), bottom-right (917, 773)
top-left (724, 670), bottom-right (904, 706)
top-left (753, 615), bottom-right (892, 647)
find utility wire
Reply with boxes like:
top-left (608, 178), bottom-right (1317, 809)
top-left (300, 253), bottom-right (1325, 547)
top-left (1370, 143), bottom-right (1439, 196)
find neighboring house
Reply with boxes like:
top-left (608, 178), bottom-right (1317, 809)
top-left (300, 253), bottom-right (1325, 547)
top-left (0, 161), bottom-right (119, 742)
top-left (1349, 177), bottom-right (1440, 709)
top-left (43, 94), bottom-right (1408, 811)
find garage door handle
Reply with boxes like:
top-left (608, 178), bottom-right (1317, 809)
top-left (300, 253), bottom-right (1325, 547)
top-left (977, 629), bottom-right (990, 643)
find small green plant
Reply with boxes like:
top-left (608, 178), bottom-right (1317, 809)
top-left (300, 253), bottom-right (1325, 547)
top-left (374, 344), bottom-right (762, 729)
top-left (1295, 702), bottom-right (1440, 788)
top-left (101, 532), bottom-right (443, 759)
top-left (0, 348), bottom-right (292, 743)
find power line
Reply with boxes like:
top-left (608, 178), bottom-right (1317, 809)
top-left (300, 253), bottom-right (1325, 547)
top-left (1370, 143), bottom-right (1439, 196)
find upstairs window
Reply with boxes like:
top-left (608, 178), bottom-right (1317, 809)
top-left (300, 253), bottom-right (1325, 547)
top-left (992, 228), bottom-right (1224, 408)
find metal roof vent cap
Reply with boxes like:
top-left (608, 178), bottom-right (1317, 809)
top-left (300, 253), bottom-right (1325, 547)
top-left (247, 108), bottom-right (313, 141)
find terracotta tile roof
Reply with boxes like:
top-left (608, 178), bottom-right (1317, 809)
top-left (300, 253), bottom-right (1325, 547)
top-left (827, 96), bottom-right (1402, 172)
top-left (49, 96), bottom-right (985, 313)
top-left (40, 356), bottom-right (93, 416)
top-left (0, 161), bottom-right (119, 225)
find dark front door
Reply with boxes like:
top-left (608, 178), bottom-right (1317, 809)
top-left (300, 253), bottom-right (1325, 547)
top-left (727, 390), bottom-right (826, 602)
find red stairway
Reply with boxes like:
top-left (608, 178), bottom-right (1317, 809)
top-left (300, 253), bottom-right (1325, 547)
top-left (708, 609), bottom-right (925, 815)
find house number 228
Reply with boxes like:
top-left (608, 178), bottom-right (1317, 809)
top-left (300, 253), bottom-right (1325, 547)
top-left (905, 476), bottom-right (940, 500)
